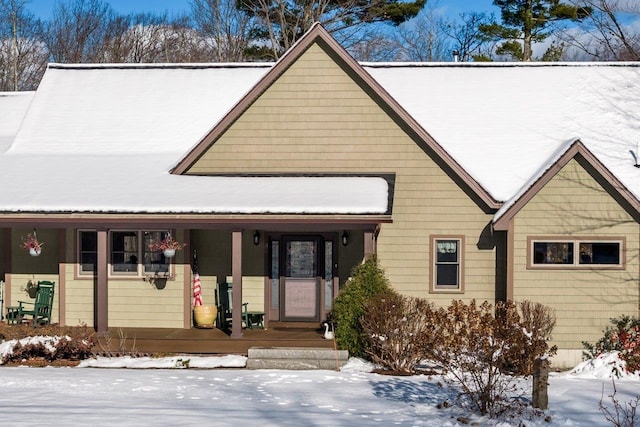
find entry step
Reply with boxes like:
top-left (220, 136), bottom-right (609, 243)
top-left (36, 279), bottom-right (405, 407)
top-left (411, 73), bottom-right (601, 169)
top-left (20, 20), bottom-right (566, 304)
top-left (246, 346), bottom-right (349, 370)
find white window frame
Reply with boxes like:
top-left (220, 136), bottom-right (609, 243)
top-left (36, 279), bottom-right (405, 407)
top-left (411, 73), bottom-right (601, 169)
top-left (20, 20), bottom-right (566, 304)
top-left (528, 237), bottom-right (625, 269)
top-left (430, 235), bottom-right (464, 293)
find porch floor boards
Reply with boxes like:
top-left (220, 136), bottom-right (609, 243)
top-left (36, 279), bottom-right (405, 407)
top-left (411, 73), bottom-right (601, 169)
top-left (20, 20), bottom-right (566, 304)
top-left (97, 324), bottom-right (334, 356)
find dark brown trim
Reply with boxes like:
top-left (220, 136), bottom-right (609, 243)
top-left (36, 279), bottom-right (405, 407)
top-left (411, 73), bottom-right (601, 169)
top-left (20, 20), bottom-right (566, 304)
top-left (58, 228), bottom-right (66, 326)
top-left (0, 214), bottom-right (392, 229)
top-left (169, 24), bottom-right (499, 210)
top-left (364, 230), bottom-right (375, 260)
top-left (3, 228), bottom-right (11, 309)
top-left (525, 235), bottom-right (626, 270)
top-left (231, 230), bottom-right (243, 338)
top-left (96, 229), bottom-right (108, 334)
top-left (183, 229), bottom-right (192, 329)
top-left (494, 140), bottom-right (640, 231)
top-left (506, 219), bottom-right (514, 301)
top-left (429, 234), bottom-right (465, 294)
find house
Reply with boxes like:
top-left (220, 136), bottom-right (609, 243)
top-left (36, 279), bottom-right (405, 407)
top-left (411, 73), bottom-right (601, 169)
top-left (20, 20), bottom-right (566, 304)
top-left (1, 24), bottom-right (638, 368)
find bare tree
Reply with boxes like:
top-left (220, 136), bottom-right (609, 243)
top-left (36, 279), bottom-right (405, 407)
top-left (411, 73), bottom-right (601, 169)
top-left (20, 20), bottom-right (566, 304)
top-left (349, 32), bottom-right (402, 61)
top-left (393, 3), bottom-right (452, 61)
top-left (99, 13), bottom-right (206, 63)
top-left (0, 0), bottom-right (47, 90)
top-left (43, 0), bottom-right (113, 63)
top-left (444, 12), bottom-right (495, 62)
top-left (190, 0), bottom-right (255, 62)
top-left (563, 0), bottom-right (640, 60)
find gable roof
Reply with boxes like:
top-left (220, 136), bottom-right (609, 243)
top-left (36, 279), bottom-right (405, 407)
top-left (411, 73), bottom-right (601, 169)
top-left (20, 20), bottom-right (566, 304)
top-left (1, 26), bottom-right (639, 219)
top-left (492, 139), bottom-right (640, 230)
top-left (366, 62), bottom-right (640, 206)
top-left (171, 23), bottom-right (499, 210)
top-left (0, 63), bottom-right (389, 217)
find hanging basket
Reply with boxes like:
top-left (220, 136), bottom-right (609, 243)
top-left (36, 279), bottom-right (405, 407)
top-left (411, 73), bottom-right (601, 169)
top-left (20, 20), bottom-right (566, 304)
top-left (163, 249), bottom-right (176, 258)
top-left (29, 247), bottom-right (41, 257)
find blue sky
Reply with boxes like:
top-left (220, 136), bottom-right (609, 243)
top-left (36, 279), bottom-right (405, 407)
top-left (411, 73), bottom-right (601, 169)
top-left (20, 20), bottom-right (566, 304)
top-left (27, 0), bottom-right (499, 21)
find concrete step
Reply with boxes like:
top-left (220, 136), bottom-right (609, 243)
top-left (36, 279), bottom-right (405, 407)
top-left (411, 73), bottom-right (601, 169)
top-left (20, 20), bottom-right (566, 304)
top-left (246, 346), bottom-right (349, 370)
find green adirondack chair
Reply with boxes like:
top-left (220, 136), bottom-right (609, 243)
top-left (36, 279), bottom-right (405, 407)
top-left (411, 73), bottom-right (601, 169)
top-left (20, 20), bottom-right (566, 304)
top-left (8, 281), bottom-right (55, 326)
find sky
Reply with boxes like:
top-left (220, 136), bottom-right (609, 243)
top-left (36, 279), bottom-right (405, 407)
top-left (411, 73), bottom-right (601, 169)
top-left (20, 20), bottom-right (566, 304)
top-left (0, 336), bottom-right (639, 426)
top-left (26, 0), bottom-right (500, 21)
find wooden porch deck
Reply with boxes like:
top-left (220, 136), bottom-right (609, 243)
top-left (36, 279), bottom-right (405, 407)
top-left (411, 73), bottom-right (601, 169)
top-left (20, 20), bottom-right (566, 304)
top-left (97, 323), bottom-right (334, 355)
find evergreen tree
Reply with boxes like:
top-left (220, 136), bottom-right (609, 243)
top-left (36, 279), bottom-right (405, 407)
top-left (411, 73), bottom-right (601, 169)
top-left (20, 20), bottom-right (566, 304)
top-left (480, 0), bottom-right (591, 61)
top-left (237, 0), bottom-right (426, 60)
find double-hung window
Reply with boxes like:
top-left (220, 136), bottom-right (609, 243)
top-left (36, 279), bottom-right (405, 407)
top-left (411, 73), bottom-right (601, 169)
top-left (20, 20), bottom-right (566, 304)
top-left (78, 230), bottom-right (172, 277)
top-left (431, 236), bottom-right (464, 292)
top-left (529, 237), bottom-right (624, 268)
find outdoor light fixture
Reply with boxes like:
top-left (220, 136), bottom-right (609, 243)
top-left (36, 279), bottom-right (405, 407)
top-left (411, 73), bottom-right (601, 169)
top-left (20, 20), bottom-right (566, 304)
top-left (253, 231), bottom-right (261, 245)
top-left (341, 231), bottom-right (349, 246)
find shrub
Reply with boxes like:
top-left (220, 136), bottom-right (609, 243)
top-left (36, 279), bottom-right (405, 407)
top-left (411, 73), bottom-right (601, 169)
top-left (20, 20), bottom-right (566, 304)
top-left (583, 315), bottom-right (640, 374)
top-left (331, 256), bottom-right (391, 358)
top-left (502, 300), bottom-right (557, 376)
top-left (427, 300), bottom-right (557, 417)
top-left (360, 291), bottom-right (439, 373)
top-left (0, 323), bottom-right (97, 365)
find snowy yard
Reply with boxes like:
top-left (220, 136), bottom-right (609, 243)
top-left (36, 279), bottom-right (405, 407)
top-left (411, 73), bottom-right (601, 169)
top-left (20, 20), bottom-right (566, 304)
top-left (0, 354), bottom-right (638, 426)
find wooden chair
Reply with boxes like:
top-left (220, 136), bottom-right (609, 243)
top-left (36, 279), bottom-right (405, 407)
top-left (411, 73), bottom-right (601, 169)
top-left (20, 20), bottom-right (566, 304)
top-left (215, 282), bottom-right (264, 329)
top-left (242, 303), bottom-right (265, 329)
top-left (6, 281), bottom-right (55, 326)
top-left (215, 282), bottom-right (233, 329)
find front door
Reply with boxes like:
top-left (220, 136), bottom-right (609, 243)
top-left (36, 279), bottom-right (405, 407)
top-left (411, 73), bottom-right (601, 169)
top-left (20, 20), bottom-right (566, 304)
top-left (281, 236), bottom-right (322, 322)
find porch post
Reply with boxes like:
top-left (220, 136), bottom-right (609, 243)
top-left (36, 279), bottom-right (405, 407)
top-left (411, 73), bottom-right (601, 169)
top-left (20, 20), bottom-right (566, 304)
top-left (231, 230), bottom-right (243, 338)
top-left (364, 230), bottom-right (375, 260)
top-left (96, 229), bottom-right (108, 334)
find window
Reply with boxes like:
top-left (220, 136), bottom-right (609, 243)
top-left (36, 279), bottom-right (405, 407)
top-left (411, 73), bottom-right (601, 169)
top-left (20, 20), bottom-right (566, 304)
top-left (112, 231), bottom-right (138, 273)
top-left (79, 230), bottom-right (97, 275)
top-left (431, 236), bottom-right (463, 292)
top-left (77, 230), bottom-right (172, 277)
top-left (530, 238), bottom-right (623, 268)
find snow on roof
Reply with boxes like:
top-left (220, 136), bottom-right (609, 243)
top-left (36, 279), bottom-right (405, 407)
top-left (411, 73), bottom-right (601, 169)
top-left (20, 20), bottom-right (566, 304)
top-left (0, 91), bottom-right (34, 151)
top-left (2, 61), bottom-right (640, 215)
top-left (365, 62), bottom-right (640, 205)
top-left (0, 63), bottom-right (388, 215)
top-left (9, 63), bottom-right (271, 155)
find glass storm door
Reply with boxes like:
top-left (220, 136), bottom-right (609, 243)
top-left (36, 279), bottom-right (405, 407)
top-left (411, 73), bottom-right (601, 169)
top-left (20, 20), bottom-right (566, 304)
top-left (281, 236), bottom-right (321, 322)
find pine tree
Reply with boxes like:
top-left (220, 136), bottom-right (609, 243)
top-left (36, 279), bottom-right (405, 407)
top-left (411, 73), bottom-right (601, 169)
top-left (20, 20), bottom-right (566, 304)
top-left (480, 0), bottom-right (591, 61)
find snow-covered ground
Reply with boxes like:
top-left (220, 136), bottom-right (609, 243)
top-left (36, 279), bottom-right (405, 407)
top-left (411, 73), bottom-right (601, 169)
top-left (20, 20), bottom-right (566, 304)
top-left (0, 349), bottom-right (638, 426)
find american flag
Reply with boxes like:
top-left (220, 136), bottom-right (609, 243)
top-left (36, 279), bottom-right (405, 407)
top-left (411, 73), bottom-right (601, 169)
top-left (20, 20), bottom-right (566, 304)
top-left (192, 250), bottom-right (203, 306)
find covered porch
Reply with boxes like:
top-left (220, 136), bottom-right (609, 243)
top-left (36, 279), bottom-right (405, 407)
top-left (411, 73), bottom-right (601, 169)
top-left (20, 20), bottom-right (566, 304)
top-left (97, 322), bottom-right (334, 355)
top-left (2, 215), bottom-right (388, 338)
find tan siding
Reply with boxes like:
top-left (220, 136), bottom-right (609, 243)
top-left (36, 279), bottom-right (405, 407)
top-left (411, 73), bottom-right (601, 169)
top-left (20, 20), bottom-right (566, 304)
top-left (512, 159), bottom-right (640, 350)
top-left (188, 42), bottom-right (497, 303)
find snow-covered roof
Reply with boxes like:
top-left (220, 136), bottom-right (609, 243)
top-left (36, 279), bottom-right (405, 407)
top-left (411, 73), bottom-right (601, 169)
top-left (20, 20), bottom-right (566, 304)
top-left (1, 58), bottom-right (639, 217)
top-left (0, 91), bottom-right (34, 151)
top-left (365, 62), bottom-right (640, 208)
top-left (0, 64), bottom-right (389, 216)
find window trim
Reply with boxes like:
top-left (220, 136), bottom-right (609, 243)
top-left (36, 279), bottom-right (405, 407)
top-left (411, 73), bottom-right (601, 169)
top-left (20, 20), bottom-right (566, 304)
top-left (527, 236), bottom-right (625, 270)
top-left (429, 235), bottom-right (465, 294)
top-left (77, 229), bottom-right (98, 277)
top-left (76, 229), bottom-right (175, 279)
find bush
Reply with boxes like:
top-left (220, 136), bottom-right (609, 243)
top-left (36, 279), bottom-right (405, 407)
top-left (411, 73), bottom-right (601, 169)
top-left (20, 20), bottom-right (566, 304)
top-left (427, 300), bottom-right (556, 417)
top-left (0, 323), bottom-right (97, 365)
top-left (360, 291), bottom-right (439, 374)
top-left (331, 256), bottom-right (391, 358)
top-left (583, 315), bottom-right (640, 374)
